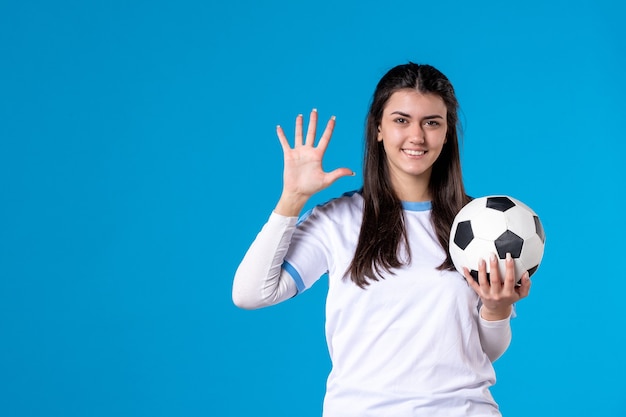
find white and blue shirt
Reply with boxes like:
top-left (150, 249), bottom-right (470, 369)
top-left (283, 191), bottom-right (501, 417)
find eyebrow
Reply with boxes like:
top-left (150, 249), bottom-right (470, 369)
top-left (390, 111), bottom-right (444, 119)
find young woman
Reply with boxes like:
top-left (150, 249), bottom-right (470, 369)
top-left (232, 62), bottom-right (531, 416)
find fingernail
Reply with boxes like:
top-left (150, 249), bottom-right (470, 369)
top-left (490, 253), bottom-right (497, 262)
top-left (351, 171), bottom-right (356, 176)
top-left (506, 252), bottom-right (512, 262)
top-left (312, 108), bottom-right (317, 112)
top-left (331, 115), bottom-right (336, 120)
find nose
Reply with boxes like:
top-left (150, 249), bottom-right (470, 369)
top-left (409, 124), bottom-right (426, 144)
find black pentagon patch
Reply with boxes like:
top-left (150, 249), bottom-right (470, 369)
top-left (527, 264), bottom-right (539, 277)
top-left (534, 216), bottom-right (546, 243)
top-left (454, 220), bottom-right (474, 250)
top-left (494, 230), bottom-right (524, 258)
top-left (470, 269), bottom-right (491, 283)
top-left (486, 196), bottom-right (516, 212)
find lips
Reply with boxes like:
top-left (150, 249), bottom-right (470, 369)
top-left (402, 149), bottom-right (426, 156)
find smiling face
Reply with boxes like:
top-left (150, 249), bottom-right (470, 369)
top-left (377, 88), bottom-right (448, 201)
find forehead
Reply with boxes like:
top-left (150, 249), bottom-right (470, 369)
top-left (383, 88), bottom-right (447, 115)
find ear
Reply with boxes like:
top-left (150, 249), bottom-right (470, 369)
top-left (377, 125), bottom-right (383, 142)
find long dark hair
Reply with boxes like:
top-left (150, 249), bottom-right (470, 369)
top-left (347, 62), bottom-right (470, 288)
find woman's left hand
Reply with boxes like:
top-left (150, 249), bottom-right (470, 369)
top-left (463, 252), bottom-right (531, 321)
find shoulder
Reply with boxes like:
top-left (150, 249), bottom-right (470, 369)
top-left (298, 190), bottom-right (363, 225)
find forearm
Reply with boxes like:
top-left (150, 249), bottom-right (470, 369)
top-left (232, 212), bottom-right (299, 309)
top-left (477, 306), bottom-right (512, 362)
top-left (274, 191), bottom-right (310, 217)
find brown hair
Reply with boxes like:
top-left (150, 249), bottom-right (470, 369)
top-left (347, 62), bottom-right (470, 288)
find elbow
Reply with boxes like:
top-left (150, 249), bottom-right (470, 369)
top-left (486, 347), bottom-right (506, 363)
top-left (231, 287), bottom-right (262, 310)
top-left (485, 335), bottom-right (512, 363)
top-left (232, 270), bottom-right (260, 309)
top-left (232, 291), bottom-right (253, 310)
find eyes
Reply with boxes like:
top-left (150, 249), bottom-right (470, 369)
top-left (393, 117), bottom-right (442, 127)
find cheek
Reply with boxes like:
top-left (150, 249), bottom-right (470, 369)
top-left (380, 126), bottom-right (401, 142)
top-left (430, 129), bottom-right (447, 146)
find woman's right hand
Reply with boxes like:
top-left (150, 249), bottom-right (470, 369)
top-left (274, 109), bottom-right (354, 217)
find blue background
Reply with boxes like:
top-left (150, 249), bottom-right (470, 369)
top-left (1, 0), bottom-right (624, 416)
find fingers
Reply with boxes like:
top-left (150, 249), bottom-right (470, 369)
top-left (294, 113), bottom-right (304, 146)
top-left (278, 110), bottom-right (335, 149)
top-left (326, 167), bottom-right (356, 185)
top-left (488, 253), bottom-right (503, 291)
top-left (477, 257), bottom-right (490, 288)
top-left (502, 252), bottom-right (517, 292)
top-left (316, 115), bottom-right (336, 152)
top-left (464, 253), bottom-right (531, 318)
top-left (464, 253), bottom-right (515, 295)
top-left (305, 109), bottom-right (318, 146)
top-left (276, 125), bottom-right (290, 151)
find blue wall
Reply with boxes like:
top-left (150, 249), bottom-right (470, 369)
top-left (1, 0), bottom-right (624, 415)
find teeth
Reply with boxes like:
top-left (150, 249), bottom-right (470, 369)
top-left (404, 149), bottom-right (425, 156)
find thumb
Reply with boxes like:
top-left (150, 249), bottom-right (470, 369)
top-left (325, 168), bottom-right (356, 185)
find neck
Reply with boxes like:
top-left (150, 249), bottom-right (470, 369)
top-left (390, 174), bottom-right (431, 202)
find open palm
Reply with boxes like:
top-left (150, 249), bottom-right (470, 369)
top-left (276, 109), bottom-right (353, 201)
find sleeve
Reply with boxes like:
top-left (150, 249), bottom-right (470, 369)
top-left (477, 306), bottom-right (513, 362)
top-left (280, 207), bottom-right (332, 291)
top-left (232, 212), bottom-right (299, 310)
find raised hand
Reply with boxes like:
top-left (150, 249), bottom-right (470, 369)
top-left (274, 109), bottom-right (354, 216)
top-left (463, 252), bottom-right (532, 321)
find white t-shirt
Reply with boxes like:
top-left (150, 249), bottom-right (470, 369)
top-left (283, 191), bottom-right (501, 417)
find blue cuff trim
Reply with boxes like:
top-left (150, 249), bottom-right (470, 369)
top-left (283, 261), bottom-right (305, 294)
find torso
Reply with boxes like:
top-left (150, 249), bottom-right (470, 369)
top-left (284, 192), bottom-right (500, 417)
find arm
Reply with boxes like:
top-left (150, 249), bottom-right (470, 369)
top-left (477, 306), bottom-right (512, 362)
top-left (232, 212), bottom-right (299, 309)
top-left (232, 109), bottom-right (353, 309)
top-left (464, 252), bottom-right (531, 361)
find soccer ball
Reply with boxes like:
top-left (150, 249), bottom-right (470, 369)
top-left (449, 195), bottom-right (546, 284)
